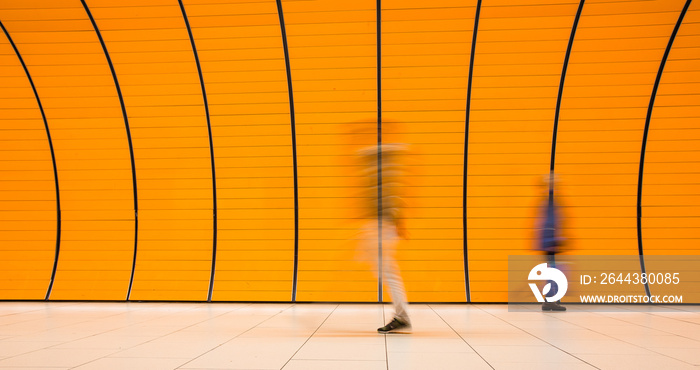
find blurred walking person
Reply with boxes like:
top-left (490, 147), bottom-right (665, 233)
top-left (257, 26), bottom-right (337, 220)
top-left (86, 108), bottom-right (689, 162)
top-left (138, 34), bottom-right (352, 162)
top-left (538, 171), bottom-right (567, 312)
top-left (357, 143), bottom-right (411, 332)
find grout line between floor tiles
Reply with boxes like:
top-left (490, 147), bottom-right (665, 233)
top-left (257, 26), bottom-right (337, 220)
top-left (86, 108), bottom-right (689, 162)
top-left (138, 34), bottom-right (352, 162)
top-left (428, 304), bottom-right (495, 370)
top-left (601, 309), bottom-right (700, 337)
top-left (173, 303), bottom-right (294, 370)
top-left (632, 308), bottom-right (700, 329)
top-left (549, 309), bottom-right (699, 367)
top-left (70, 303), bottom-right (254, 369)
top-left (656, 305), bottom-right (700, 314)
top-left (472, 304), bottom-right (601, 370)
top-left (0, 302), bottom-right (211, 367)
top-left (279, 304), bottom-right (339, 370)
top-left (0, 302), bottom-right (72, 320)
top-left (6, 302), bottom-right (135, 339)
top-left (383, 304), bottom-right (389, 370)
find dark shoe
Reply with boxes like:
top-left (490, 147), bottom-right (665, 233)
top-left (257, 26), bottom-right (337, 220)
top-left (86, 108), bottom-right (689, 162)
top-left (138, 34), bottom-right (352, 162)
top-left (378, 317), bottom-right (411, 333)
top-left (542, 302), bottom-right (566, 312)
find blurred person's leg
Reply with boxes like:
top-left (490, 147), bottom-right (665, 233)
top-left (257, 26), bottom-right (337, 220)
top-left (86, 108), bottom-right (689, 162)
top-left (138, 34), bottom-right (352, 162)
top-left (378, 220), bottom-right (411, 332)
top-left (542, 251), bottom-right (566, 311)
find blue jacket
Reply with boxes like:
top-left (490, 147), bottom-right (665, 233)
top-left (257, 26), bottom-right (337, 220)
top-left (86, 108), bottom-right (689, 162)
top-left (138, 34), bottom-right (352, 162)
top-left (540, 189), bottom-right (563, 252)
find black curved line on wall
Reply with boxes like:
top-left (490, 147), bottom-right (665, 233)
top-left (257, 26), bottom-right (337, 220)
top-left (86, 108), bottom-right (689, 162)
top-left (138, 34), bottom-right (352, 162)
top-left (637, 0), bottom-right (692, 298)
top-left (544, 1), bottom-right (585, 301)
top-left (550, 0), bottom-right (585, 174)
top-left (81, 0), bottom-right (140, 301)
top-left (377, 0), bottom-right (384, 303)
top-left (276, 0), bottom-right (300, 302)
top-left (179, 0), bottom-right (219, 302)
top-left (0, 20), bottom-right (62, 301)
top-left (462, 0), bottom-right (482, 303)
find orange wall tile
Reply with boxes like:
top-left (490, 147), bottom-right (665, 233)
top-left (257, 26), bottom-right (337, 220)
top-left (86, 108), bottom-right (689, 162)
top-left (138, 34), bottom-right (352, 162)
top-left (0, 0), bottom-right (698, 303)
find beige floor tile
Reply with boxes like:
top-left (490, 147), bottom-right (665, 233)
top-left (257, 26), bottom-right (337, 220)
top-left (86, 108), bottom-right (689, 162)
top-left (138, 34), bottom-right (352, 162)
top-left (387, 351), bottom-right (492, 370)
top-left (386, 335), bottom-right (475, 353)
top-left (110, 339), bottom-right (223, 359)
top-left (182, 338), bottom-right (307, 369)
top-left (458, 332), bottom-right (545, 346)
top-left (577, 353), bottom-right (696, 370)
top-left (612, 334), bottom-right (700, 349)
top-left (73, 357), bottom-right (190, 370)
top-left (52, 334), bottom-right (152, 350)
top-left (489, 361), bottom-right (597, 370)
top-left (0, 340), bottom-right (61, 358)
top-left (0, 368), bottom-right (69, 370)
top-left (293, 340), bottom-right (387, 361)
top-left (472, 345), bottom-right (586, 363)
top-left (559, 339), bottom-right (657, 355)
top-left (0, 348), bottom-right (118, 368)
top-left (282, 359), bottom-right (387, 370)
top-left (646, 347), bottom-right (700, 365)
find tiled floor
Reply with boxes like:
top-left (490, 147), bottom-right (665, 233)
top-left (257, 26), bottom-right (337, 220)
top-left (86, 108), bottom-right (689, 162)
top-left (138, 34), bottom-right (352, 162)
top-left (0, 302), bottom-right (698, 369)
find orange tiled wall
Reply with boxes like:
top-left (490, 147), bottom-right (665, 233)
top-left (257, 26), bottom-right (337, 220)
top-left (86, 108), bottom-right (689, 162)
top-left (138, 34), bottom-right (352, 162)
top-left (0, 0), bottom-right (697, 302)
